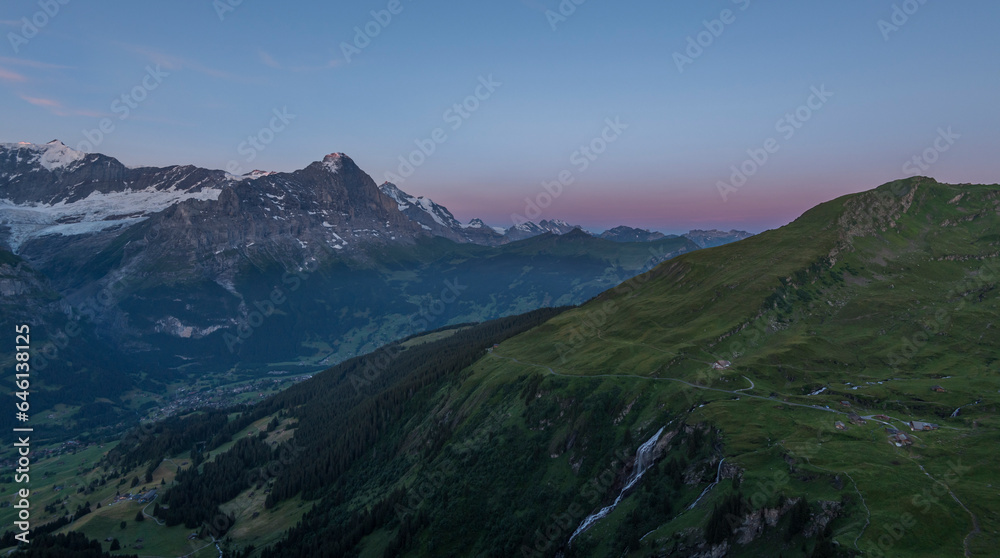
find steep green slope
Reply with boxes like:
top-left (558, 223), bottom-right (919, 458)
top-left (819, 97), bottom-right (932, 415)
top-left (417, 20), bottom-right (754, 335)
top-left (473, 177), bottom-right (1000, 557)
top-left (62, 178), bottom-right (1000, 557)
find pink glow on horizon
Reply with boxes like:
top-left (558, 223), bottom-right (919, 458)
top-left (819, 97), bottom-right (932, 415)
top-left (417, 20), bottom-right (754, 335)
top-left (420, 174), bottom-right (879, 233)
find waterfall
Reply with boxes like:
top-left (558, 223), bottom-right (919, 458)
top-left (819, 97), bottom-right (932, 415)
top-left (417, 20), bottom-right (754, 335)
top-left (686, 457), bottom-right (725, 510)
top-left (568, 426), bottom-right (665, 544)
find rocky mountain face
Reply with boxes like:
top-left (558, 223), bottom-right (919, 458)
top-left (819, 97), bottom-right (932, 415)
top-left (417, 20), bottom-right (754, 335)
top-left (600, 225), bottom-right (669, 243)
top-left (0, 142), bottom-right (728, 392)
top-left (378, 181), bottom-right (507, 245)
top-left (0, 249), bottom-right (133, 429)
top-left (1, 142), bottom-right (754, 261)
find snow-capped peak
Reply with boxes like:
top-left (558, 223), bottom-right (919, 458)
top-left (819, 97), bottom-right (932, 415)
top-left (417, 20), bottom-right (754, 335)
top-left (379, 182), bottom-right (409, 209)
top-left (1, 140), bottom-right (87, 172)
top-left (378, 182), bottom-right (460, 229)
top-left (322, 153), bottom-right (346, 173)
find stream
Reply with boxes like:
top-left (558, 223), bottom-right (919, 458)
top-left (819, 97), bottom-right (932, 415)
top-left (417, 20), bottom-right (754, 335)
top-left (686, 457), bottom-right (726, 510)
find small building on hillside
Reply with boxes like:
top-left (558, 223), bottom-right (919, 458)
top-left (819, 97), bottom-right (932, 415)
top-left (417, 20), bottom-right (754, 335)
top-left (892, 432), bottom-right (913, 446)
top-left (848, 412), bottom-right (866, 426)
top-left (712, 360), bottom-right (732, 370)
top-left (909, 421), bottom-right (939, 431)
top-left (931, 385), bottom-right (947, 393)
top-left (834, 421), bottom-right (847, 431)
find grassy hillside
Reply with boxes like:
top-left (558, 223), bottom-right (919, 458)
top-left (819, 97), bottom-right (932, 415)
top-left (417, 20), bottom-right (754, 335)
top-left (474, 177), bottom-right (1000, 557)
top-left (39, 178), bottom-right (1000, 557)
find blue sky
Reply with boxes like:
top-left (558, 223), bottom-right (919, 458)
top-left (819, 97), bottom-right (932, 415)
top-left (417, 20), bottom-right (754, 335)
top-left (2, 0), bottom-right (998, 233)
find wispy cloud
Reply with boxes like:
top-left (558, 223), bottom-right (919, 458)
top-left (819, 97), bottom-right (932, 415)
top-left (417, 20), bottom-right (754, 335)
top-left (20, 95), bottom-right (61, 108)
top-left (0, 56), bottom-right (71, 70)
top-left (70, 109), bottom-right (108, 118)
top-left (0, 67), bottom-right (27, 82)
top-left (121, 43), bottom-right (249, 82)
top-left (257, 49), bottom-right (342, 72)
top-left (520, 0), bottom-right (549, 14)
top-left (18, 94), bottom-right (108, 118)
top-left (294, 59), bottom-right (343, 72)
top-left (258, 50), bottom-right (281, 69)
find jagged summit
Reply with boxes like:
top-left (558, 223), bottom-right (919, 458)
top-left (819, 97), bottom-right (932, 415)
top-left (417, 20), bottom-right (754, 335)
top-left (321, 152), bottom-right (348, 173)
top-left (1, 144), bottom-right (755, 255)
top-left (1, 139), bottom-right (87, 172)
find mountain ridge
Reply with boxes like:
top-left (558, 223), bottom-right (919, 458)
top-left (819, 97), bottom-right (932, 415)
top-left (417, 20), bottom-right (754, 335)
top-left (1, 141), bottom-right (752, 254)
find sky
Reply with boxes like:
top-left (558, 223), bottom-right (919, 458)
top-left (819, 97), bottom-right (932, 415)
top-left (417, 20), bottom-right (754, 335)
top-left (2, 0), bottom-right (998, 234)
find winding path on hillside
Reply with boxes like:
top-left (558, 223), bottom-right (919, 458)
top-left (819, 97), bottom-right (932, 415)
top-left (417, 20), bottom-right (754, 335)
top-left (488, 353), bottom-right (843, 415)
top-left (912, 462), bottom-right (980, 557)
top-left (784, 450), bottom-right (871, 553)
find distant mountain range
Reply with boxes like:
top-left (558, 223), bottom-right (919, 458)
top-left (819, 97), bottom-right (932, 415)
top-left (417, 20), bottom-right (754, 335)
top-left (0, 140), bottom-right (749, 253)
top-left (0, 140), bottom-right (752, 430)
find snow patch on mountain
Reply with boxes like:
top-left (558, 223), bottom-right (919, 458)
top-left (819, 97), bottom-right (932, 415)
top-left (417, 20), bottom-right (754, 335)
top-left (380, 182), bottom-right (416, 211)
top-left (378, 182), bottom-right (459, 229)
top-left (229, 169), bottom-right (277, 181)
top-left (0, 185), bottom-right (223, 252)
top-left (155, 316), bottom-right (228, 339)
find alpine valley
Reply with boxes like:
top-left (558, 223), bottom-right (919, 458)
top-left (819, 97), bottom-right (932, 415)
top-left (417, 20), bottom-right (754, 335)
top-left (0, 140), bottom-right (747, 439)
top-left (3, 169), bottom-right (999, 557)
